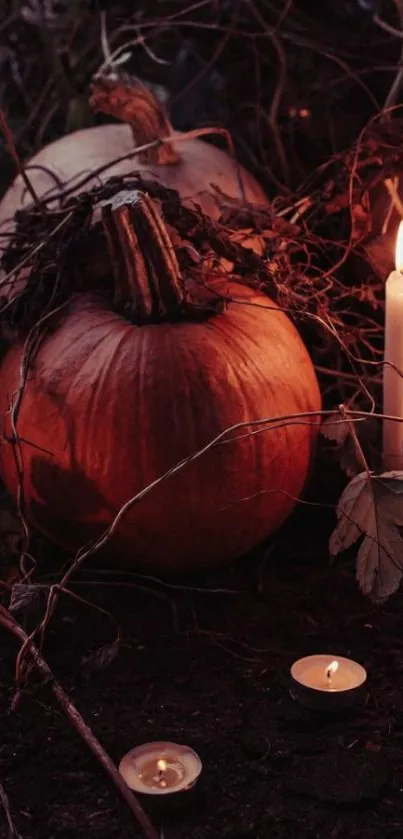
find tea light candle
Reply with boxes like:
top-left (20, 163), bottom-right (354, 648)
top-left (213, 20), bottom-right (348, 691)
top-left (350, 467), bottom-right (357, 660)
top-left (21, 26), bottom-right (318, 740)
top-left (383, 220), bottom-right (403, 470)
top-left (290, 655), bottom-right (367, 711)
top-left (119, 741), bottom-right (202, 795)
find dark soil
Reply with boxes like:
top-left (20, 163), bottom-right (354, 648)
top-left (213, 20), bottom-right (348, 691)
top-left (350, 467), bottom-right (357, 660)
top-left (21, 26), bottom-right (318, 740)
top-left (2, 485), bottom-right (403, 839)
top-left (1, 2), bottom-right (403, 838)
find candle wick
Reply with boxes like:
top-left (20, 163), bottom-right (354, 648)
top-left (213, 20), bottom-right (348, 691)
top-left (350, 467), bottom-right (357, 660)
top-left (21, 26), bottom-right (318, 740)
top-left (325, 660), bottom-right (339, 683)
top-left (154, 758), bottom-right (168, 787)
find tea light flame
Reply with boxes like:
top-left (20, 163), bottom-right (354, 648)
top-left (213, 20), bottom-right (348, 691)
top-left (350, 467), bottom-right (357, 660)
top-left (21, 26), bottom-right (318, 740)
top-left (290, 654), bottom-right (367, 710)
top-left (325, 660), bottom-right (339, 681)
top-left (156, 759), bottom-right (168, 788)
top-left (119, 741), bottom-right (202, 795)
top-left (396, 221), bottom-right (403, 272)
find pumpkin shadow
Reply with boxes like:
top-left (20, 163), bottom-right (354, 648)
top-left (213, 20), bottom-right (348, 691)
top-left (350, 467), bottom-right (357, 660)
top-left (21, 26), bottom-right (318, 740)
top-left (28, 381), bottom-right (115, 550)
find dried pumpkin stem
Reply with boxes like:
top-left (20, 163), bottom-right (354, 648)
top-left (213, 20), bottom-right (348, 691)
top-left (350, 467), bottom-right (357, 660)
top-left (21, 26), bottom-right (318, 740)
top-left (90, 76), bottom-right (180, 165)
top-left (101, 189), bottom-right (185, 322)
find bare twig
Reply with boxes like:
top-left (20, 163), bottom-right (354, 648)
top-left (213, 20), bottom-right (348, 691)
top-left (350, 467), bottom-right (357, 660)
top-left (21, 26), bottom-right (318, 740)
top-left (0, 108), bottom-right (44, 212)
top-left (0, 605), bottom-right (159, 839)
top-left (7, 303), bottom-right (70, 578)
top-left (374, 10), bottom-right (403, 40)
top-left (339, 404), bottom-right (371, 478)
top-left (380, 0), bottom-right (403, 114)
top-left (0, 212), bottom-right (73, 295)
top-left (383, 176), bottom-right (403, 220)
top-left (248, 1), bottom-right (290, 185)
top-left (0, 776), bottom-right (22, 839)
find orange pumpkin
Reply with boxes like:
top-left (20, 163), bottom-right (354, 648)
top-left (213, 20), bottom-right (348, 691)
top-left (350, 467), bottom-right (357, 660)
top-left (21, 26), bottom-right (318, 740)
top-left (0, 191), bottom-right (320, 572)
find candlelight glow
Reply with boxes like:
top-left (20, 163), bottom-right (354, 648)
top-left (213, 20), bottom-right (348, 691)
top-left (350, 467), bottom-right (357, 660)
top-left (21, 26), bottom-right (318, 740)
top-left (325, 660), bottom-right (339, 680)
top-left (157, 759), bottom-right (167, 773)
top-left (395, 222), bottom-right (403, 272)
top-left (119, 742), bottom-right (202, 794)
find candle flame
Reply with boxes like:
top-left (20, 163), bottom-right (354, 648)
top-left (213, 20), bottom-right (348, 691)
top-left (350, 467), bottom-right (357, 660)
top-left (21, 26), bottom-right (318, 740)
top-left (395, 222), bottom-right (403, 272)
top-left (325, 660), bottom-right (339, 680)
top-left (157, 759), bottom-right (167, 773)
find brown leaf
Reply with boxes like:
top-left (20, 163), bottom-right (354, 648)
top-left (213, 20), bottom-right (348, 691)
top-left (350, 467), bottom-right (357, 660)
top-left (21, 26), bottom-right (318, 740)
top-left (330, 471), bottom-right (403, 602)
top-left (321, 415), bottom-right (379, 478)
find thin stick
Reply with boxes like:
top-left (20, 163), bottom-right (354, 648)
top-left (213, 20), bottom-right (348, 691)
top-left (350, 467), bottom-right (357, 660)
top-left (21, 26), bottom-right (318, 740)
top-left (339, 404), bottom-right (371, 478)
top-left (384, 177), bottom-right (403, 220)
top-left (0, 775), bottom-right (22, 839)
top-left (100, 11), bottom-right (113, 67)
top-left (374, 11), bottom-right (403, 40)
top-left (0, 606), bottom-right (159, 839)
top-left (382, 176), bottom-right (399, 234)
top-left (0, 108), bottom-right (43, 211)
top-left (381, 0), bottom-right (403, 114)
top-left (315, 365), bottom-right (381, 384)
top-left (0, 211), bottom-right (74, 294)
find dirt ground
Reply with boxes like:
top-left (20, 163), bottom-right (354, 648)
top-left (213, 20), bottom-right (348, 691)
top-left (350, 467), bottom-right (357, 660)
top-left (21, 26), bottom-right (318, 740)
top-left (2, 467), bottom-right (403, 839)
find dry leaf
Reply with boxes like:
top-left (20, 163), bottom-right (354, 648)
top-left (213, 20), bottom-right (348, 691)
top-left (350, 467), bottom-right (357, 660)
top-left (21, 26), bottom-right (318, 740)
top-left (321, 415), bottom-right (379, 478)
top-left (321, 415), bottom-right (351, 447)
top-left (330, 471), bottom-right (403, 602)
top-left (362, 234), bottom-right (394, 279)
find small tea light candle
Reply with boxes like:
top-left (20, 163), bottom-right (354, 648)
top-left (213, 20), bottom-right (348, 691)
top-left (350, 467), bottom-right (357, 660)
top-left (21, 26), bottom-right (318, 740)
top-left (290, 655), bottom-right (367, 711)
top-left (119, 741), bottom-right (202, 796)
top-left (383, 220), bottom-right (403, 470)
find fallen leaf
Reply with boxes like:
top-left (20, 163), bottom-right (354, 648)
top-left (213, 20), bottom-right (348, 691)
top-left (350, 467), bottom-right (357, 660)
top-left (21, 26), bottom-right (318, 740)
top-left (329, 471), bottom-right (403, 602)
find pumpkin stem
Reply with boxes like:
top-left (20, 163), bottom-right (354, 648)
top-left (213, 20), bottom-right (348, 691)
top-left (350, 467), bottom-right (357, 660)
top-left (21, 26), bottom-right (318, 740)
top-left (90, 76), bottom-right (180, 166)
top-left (101, 189), bottom-right (185, 322)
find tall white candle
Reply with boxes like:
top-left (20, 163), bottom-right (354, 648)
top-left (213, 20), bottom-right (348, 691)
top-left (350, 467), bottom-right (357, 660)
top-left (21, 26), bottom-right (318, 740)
top-left (383, 221), bottom-right (403, 471)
